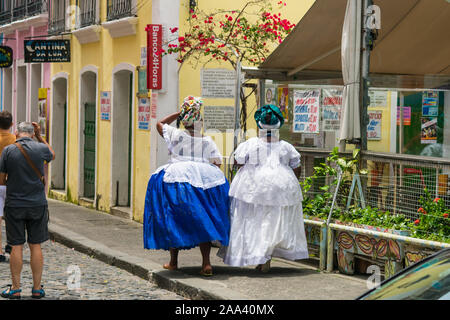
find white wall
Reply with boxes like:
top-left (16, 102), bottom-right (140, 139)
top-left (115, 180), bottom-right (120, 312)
top-left (150, 0), bottom-right (180, 172)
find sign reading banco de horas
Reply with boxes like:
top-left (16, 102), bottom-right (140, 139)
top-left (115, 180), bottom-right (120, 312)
top-left (24, 40), bottom-right (71, 63)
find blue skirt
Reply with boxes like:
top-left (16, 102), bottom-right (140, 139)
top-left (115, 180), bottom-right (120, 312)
top-left (143, 169), bottom-right (230, 250)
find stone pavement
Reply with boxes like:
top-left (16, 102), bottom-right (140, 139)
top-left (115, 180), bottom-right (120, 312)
top-left (4, 199), bottom-right (369, 300)
top-left (0, 235), bottom-right (185, 300)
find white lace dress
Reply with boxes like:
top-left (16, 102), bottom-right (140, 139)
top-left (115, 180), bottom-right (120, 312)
top-left (218, 137), bottom-right (309, 266)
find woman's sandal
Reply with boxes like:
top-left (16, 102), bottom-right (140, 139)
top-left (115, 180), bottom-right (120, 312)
top-left (199, 267), bottom-right (213, 277)
top-left (1, 285), bottom-right (21, 299)
top-left (256, 260), bottom-right (271, 273)
top-left (31, 285), bottom-right (45, 299)
top-left (163, 263), bottom-right (178, 271)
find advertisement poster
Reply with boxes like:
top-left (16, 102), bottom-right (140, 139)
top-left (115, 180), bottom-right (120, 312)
top-left (367, 110), bottom-right (382, 140)
top-left (0, 46), bottom-right (13, 68)
top-left (422, 91), bottom-right (439, 117)
top-left (100, 91), bottom-right (111, 121)
top-left (138, 98), bottom-right (150, 130)
top-left (293, 89), bottom-right (320, 133)
top-left (321, 89), bottom-right (342, 132)
top-left (368, 90), bottom-right (388, 108)
top-left (277, 87), bottom-right (289, 121)
top-left (265, 87), bottom-right (275, 105)
top-left (421, 117), bottom-right (437, 144)
top-left (396, 106), bottom-right (411, 125)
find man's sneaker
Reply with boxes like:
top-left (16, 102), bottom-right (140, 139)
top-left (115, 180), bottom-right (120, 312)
top-left (5, 245), bottom-right (11, 254)
top-left (0, 255), bottom-right (6, 263)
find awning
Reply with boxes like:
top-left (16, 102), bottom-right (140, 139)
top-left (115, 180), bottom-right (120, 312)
top-left (250, 0), bottom-right (450, 89)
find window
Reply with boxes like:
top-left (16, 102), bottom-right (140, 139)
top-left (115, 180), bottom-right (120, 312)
top-left (77, 0), bottom-right (98, 28)
top-left (106, 0), bottom-right (135, 21)
top-left (48, 0), bottom-right (68, 35)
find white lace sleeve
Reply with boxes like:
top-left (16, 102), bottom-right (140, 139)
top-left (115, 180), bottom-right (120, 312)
top-left (287, 143), bottom-right (301, 169)
top-left (162, 123), bottom-right (178, 150)
top-left (207, 138), bottom-right (223, 164)
top-left (234, 140), bottom-right (251, 164)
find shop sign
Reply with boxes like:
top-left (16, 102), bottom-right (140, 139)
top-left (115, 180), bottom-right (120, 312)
top-left (201, 69), bottom-right (235, 98)
top-left (367, 110), bottom-right (382, 140)
top-left (293, 89), bottom-right (320, 133)
top-left (322, 89), bottom-right (343, 132)
top-left (204, 106), bottom-right (235, 132)
top-left (100, 91), bottom-right (111, 121)
top-left (138, 98), bottom-right (151, 130)
top-left (0, 46), bottom-right (13, 68)
top-left (147, 24), bottom-right (163, 90)
top-left (24, 40), bottom-right (70, 63)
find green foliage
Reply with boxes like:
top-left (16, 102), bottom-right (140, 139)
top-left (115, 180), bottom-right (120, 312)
top-left (301, 149), bottom-right (450, 244)
top-left (409, 188), bottom-right (450, 243)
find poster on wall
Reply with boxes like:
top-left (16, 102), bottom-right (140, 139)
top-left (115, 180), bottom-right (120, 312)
top-left (0, 46), bottom-right (13, 68)
top-left (100, 91), bottom-right (111, 121)
top-left (37, 100), bottom-right (47, 138)
top-left (265, 87), bottom-right (275, 105)
top-left (422, 91), bottom-right (439, 117)
top-left (367, 110), bottom-right (382, 140)
top-left (277, 87), bottom-right (289, 121)
top-left (151, 92), bottom-right (158, 119)
top-left (293, 89), bottom-right (320, 133)
top-left (396, 106), bottom-right (411, 125)
top-left (201, 69), bottom-right (236, 98)
top-left (321, 89), bottom-right (342, 132)
top-left (421, 117), bottom-right (437, 144)
top-left (204, 106), bottom-right (235, 132)
top-left (138, 98), bottom-right (150, 130)
top-left (368, 90), bottom-right (388, 108)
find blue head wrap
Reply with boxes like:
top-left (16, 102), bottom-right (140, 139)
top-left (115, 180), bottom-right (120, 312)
top-left (254, 104), bottom-right (284, 129)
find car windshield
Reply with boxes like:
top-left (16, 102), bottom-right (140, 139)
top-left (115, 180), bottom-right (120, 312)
top-left (361, 250), bottom-right (450, 300)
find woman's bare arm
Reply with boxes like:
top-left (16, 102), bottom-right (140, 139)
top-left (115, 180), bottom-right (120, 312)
top-left (156, 111), bottom-right (181, 137)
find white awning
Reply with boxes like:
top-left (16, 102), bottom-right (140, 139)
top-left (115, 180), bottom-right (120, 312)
top-left (251, 0), bottom-right (450, 89)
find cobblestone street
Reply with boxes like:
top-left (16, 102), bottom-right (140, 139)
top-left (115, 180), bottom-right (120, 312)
top-left (0, 227), bottom-right (186, 300)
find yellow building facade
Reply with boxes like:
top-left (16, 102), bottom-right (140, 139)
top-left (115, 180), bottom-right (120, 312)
top-left (47, 0), bottom-right (316, 222)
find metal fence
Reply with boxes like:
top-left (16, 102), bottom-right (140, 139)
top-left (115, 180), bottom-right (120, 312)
top-left (48, 0), bottom-right (67, 34)
top-left (106, 0), bottom-right (134, 21)
top-left (0, 0), bottom-right (47, 25)
top-left (297, 148), bottom-right (450, 242)
top-left (78, 0), bottom-right (97, 28)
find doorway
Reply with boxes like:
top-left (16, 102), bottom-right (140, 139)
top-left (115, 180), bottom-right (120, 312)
top-left (16, 65), bottom-right (27, 123)
top-left (111, 70), bottom-right (133, 208)
top-left (51, 77), bottom-right (67, 191)
top-left (79, 71), bottom-right (97, 199)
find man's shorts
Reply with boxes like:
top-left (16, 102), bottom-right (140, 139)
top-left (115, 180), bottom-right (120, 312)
top-left (4, 206), bottom-right (49, 245)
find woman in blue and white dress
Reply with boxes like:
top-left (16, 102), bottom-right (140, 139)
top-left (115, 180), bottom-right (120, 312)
top-left (218, 104), bottom-right (308, 272)
top-left (143, 96), bottom-right (230, 276)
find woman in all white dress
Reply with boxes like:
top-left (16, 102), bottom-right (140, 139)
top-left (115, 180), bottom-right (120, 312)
top-left (143, 96), bottom-right (230, 276)
top-left (218, 104), bottom-right (308, 272)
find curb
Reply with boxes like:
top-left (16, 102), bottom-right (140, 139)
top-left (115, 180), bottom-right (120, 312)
top-left (48, 223), bottom-right (249, 300)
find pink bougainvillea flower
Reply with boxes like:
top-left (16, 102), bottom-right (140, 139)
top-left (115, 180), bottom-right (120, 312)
top-left (414, 219), bottom-right (420, 225)
top-left (417, 207), bottom-right (426, 214)
top-left (443, 213), bottom-right (449, 218)
top-left (434, 198), bottom-right (441, 203)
